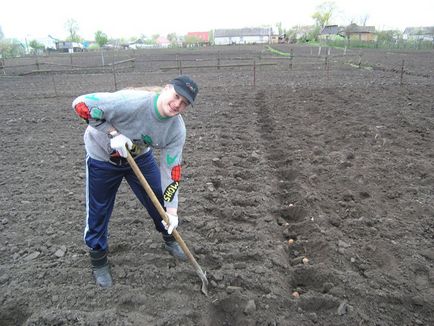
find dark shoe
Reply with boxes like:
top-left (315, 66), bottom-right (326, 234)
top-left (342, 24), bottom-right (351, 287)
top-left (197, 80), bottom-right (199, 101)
top-left (89, 249), bottom-right (113, 288)
top-left (163, 235), bottom-right (188, 261)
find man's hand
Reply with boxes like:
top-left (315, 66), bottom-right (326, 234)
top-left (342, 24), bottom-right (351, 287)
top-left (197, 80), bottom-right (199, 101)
top-left (162, 213), bottom-right (179, 235)
top-left (110, 134), bottom-right (133, 158)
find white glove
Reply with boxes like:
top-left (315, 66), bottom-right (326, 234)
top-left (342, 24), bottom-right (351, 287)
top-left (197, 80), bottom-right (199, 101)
top-left (162, 213), bottom-right (179, 235)
top-left (110, 134), bottom-right (133, 158)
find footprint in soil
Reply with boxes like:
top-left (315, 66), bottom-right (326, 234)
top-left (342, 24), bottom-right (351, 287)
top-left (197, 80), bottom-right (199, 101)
top-left (275, 205), bottom-right (306, 224)
top-left (203, 295), bottom-right (253, 326)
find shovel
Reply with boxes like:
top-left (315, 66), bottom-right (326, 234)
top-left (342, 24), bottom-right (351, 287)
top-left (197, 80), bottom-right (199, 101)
top-left (125, 152), bottom-right (209, 296)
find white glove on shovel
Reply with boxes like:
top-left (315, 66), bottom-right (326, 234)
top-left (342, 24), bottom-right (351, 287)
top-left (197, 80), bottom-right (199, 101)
top-left (162, 213), bottom-right (179, 234)
top-left (110, 134), bottom-right (133, 158)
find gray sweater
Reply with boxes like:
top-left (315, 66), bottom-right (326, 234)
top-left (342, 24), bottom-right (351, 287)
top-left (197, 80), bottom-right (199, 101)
top-left (72, 89), bottom-right (186, 209)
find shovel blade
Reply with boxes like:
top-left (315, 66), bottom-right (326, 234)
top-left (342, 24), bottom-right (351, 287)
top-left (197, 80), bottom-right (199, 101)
top-left (198, 270), bottom-right (209, 296)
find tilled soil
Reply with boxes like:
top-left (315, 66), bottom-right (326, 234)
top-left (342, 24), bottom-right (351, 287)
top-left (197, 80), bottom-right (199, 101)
top-left (1, 45), bottom-right (433, 326)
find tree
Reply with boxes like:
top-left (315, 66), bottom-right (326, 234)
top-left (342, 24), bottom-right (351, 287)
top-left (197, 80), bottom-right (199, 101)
top-left (276, 22), bottom-right (284, 35)
top-left (184, 35), bottom-right (202, 45)
top-left (359, 14), bottom-right (369, 27)
top-left (95, 30), bottom-right (108, 47)
top-left (65, 19), bottom-right (81, 42)
top-left (312, 1), bottom-right (335, 29)
top-left (0, 25), bottom-right (4, 40)
top-left (377, 30), bottom-right (402, 43)
top-left (167, 33), bottom-right (179, 47)
top-left (311, 1), bottom-right (336, 41)
top-left (0, 39), bottom-right (25, 58)
top-left (29, 39), bottom-right (45, 54)
top-left (167, 33), bottom-right (177, 42)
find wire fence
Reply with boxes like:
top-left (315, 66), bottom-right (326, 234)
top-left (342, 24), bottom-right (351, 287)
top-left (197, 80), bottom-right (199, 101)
top-left (1, 44), bottom-right (433, 99)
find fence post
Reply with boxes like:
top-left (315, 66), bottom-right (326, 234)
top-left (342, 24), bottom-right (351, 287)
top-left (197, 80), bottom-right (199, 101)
top-left (217, 51), bottom-right (220, 70)
top-left (0, 57), bottom-right (5, 75)
top-left (112, 48), bottom-right (118, 91)
top-left (358, 52), bottom-right (362, 69)
top-left (318, 46), bottom-right (322, 56)
top-left (400, 59), bottom-right (405, 86)
top-left (69, 52), bottom-right (73, 69)
top-left (51, 75), bottom-right (58, 97)
top-left (253, 60), bottom-right (256, 87)
top-left (35, 56), bottom-right (40, 71)
top-left (289, 48), bottom-right (293, 70)
top-left (344, 46), bottom-right (347, 56)
top-left (176, 54), bottom-right (182, 75)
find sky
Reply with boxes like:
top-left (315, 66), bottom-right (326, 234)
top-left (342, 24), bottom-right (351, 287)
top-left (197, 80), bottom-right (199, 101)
top-left (1, 0), bottom-right (433, 41)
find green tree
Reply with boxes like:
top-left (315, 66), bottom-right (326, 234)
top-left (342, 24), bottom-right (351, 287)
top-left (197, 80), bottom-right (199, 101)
top-left (0, 39), bottom-right (25, 58)
top-left (167, 33), bottom-right (177, 42)
top-left (65, 18), bottom-right (81, 42)
top-left (276, 22), bottom-right (284, 35)
top-left (0, 26), bottom-right (4, 40)
top-left (29, 39), bottom-right (45, 53)
top-left (208, 30), bottom-right (214, 44)
top-left (167, 33), bottom-right (179, 47)
top-left (95, 30), bottom-right (108, 47)
top-left (184, 35), bottom-right (202, 45)
top-left (312, 1), bottom-right (335, 29)
top-left (377, 30), bottom-right (402, 44)
top-left (311, 1), bottom-right (336, 41)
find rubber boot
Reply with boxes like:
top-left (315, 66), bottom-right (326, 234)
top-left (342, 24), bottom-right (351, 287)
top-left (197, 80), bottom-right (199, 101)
top-left (163, 234), bottom-right (187, 261)
top-left (89, 249), bottom-right (113, 288)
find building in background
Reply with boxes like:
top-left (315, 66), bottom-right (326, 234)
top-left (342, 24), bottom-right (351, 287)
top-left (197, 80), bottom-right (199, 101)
top-left (55, 41), bottom-right (84, 53)
top-left (186, 32), bottom-right (210, 45)
top-left (403, 26), bottom-right (434, 41)
top-left (319, 25), bottom-right (345, 41)
top-left (213, 27), bottom-right (274, 45)
top-left (343, 23), bottom-right (377, 42)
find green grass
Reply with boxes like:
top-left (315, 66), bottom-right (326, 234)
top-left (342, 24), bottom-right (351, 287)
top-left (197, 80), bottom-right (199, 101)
top-left (265, 46), bottom-right (292, 57)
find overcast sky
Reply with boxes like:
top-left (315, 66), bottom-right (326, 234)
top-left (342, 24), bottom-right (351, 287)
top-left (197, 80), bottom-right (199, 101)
top-left (1, 0), bottom-right (433, 40)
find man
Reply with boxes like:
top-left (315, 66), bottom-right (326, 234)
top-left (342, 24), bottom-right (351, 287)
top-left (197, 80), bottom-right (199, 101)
top-left (72, 75), bottom-right (199, 288)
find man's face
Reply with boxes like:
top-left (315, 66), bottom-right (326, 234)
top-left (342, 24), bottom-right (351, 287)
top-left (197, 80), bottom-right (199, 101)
top-left (159, 85), bottom-right (190, 117)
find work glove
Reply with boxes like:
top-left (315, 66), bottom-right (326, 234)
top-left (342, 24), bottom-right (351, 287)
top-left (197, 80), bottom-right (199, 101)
top-left (110, 134), bottom-right (133, 158)
top-left (162, 213), bottom-right (179, 235)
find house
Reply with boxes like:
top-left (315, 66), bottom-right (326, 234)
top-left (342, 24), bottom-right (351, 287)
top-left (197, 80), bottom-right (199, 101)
top-left (403, 26), bottom-right (434, 41)
top-left (270, 34), bottom-right (279, 44)
top-left (35, 37), bottom-right (57, 51)
top-left (187, 32), bottom-right (210, 45)
top-left (214, 27), bottom-right (273, 45)
top-left (319, 25), bottom-right (345, 41)
top-left (343, 23), bottom-right (377, 42)
top-left (128, 39), bottom-right (153, 49)
top-left (288, 25), bottom-right (316, 42)
top-left (156, 36), bottom-right (171, 48)
top-left (56, 41), bottom-right (84, 53)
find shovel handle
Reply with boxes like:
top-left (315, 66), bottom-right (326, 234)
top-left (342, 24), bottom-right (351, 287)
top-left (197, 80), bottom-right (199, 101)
top-left (125, 153), bottom-right (208, 293)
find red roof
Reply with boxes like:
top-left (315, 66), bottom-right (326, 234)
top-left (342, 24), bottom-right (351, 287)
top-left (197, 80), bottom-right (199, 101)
top-left (187, 32), bottom-right (209, 42)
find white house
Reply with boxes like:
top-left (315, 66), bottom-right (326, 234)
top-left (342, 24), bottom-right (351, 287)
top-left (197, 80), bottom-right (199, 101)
top-left (214, 27), bottom-right (273, 45)
top-left (403, 26), bottom-right (434, 41)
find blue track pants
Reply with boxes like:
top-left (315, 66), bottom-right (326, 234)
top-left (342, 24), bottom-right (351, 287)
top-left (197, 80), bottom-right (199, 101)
top-left (84, 150), bottom-right (167, 251)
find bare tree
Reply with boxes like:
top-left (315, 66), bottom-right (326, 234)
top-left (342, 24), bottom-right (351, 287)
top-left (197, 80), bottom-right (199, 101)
top-left (359, 14), bottom-right (369, 26)
top-left (65, 19), bottom-right (81, 42)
